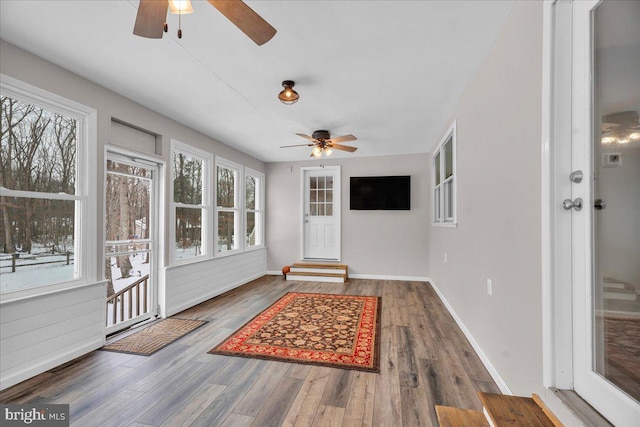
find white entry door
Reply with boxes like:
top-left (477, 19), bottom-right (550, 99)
top-left (104, 152), bottom-right (160, 334)
top-left (302, 166), bottom-right (341, 260)
top-left (567, 1), bottom-right (640, 424)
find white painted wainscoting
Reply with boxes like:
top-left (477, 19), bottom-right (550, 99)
top-left (162, 248), bottom-right (266, 317)
top-left (0, 282), bottom-right (106, 390)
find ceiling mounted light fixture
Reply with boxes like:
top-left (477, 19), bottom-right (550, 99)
top-left (278, 80), bottom-right (299, 105)
top-left (168, 0), bottom-right (193, 39)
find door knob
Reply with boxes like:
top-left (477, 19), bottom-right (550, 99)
top-left (594, 199), bottom-right (606, 210)
top-left (562, 198), bottom-right (583, 211)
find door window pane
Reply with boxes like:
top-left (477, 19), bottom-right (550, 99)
top-left (592, 0), bottom-right (640, 402)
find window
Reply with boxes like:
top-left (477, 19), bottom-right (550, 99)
top-left (171, 142), bottom-right (211, 262)
top-left (433, 121), bottom-right (456, 225)
top-left (216, 158), bottom-right (241, 253)
top-left (245, 168), bottom-right (264, 248)
top-left (0, 76), bottom-right (96, 295)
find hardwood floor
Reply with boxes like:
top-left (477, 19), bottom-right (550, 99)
top-left (0, 276), bottom-right (500, 426)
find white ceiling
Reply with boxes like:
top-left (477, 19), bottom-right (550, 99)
top-left (0, 0), bottom-right (515, 163)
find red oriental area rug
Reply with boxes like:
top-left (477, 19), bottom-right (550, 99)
top-left (209, 292), bottom-right (382, 372)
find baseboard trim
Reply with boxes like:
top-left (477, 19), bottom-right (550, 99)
top-left (348, 274), bottom-right (429, 282)
top-left (268, 271), bottom-right (429, 282)
top-left (0, 338), bottom-right (104, 391)
top-left (267, 270), bottom-right (283, 276)
top-left (427, 277), bottom-right (512, 395)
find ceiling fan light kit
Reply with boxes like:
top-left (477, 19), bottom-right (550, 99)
top-left (133, 0), bottom-right (277, 45)
top-left (600, 110), bottom-right (640, 146)
top-left (278, 80), bottom-right (299, 105)
top-left (169, 0), bottom-right (193, 15)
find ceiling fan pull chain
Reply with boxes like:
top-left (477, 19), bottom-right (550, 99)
top-left (178, 13), bottom-right (182, 39)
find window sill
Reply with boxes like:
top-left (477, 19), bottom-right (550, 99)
top-left (432, 222), bottom-right (458, 228)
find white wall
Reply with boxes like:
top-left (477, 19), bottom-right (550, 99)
top-left (428, 0), bottom-right (547, 397)
top-left (0, 39), bottom-right (267, 390)
top-left (266, 154), bottom-right (430, 278)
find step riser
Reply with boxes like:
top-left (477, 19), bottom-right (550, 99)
top-left (290, 268), bottom-right (347, 275)
top-left (286, 275), bottom-right (345, 283)
top-left (604, 292), bottom-right (637, 301)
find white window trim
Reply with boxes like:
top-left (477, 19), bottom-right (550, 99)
top-left (244, 167), bottom-right (265, 250)
top-left (169, 140), bottom-right (212, 265)
top-left (0, 74), bottom-right (98, 302)
top-left (432, 120), bottom-right (457, 227)
top-left (215, 157), bottom-right (243, 256)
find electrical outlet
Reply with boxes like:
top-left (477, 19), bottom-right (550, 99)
top-left (444, 253), bottom-right (447, 263)
top-left (487, 279), bottom-right (493, 296)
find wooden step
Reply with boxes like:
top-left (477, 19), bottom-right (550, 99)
top-left (478, 392), bottom-right (558, 427)
top-left (603, 286), bottom-right (637, 301)
top-left (292, 262), bottom-right (348, 270)
top-left (436, 405), bottom-right (489, 427)
top-left (285, 261), bottom-right (348, 283)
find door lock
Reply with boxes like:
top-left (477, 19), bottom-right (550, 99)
top-left (594, 199), bottom-right (606, 210)
top-left (563, 198), bottom-right (583, 211)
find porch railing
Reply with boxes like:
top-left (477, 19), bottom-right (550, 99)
top-left (107, 275), bottom-right (149, 326)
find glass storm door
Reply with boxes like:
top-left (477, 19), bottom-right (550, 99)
top-left (570, 1), bottom-right (640, 424)
top-left (105, 154), bottom-right (158, 334)
top-left (303, 167), bottom-right (340, 260)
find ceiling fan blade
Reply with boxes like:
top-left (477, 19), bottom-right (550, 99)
top-left (327, 134), bottom-right (357, 144)
top-left (280, 143), bottom-right (314, 148)
top-left (296, 133), bottom-right (320, 143)
top-left (133, 0), bottom-right (168, 39)
top-left (330, 144), bottom-right (358, 153)
top-left (207, 0), bottom-right (277, 46)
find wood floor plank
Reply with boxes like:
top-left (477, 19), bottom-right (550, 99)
top-left (70, 388), bottom-right (144, 427)
top-left (321, 369), bottom-right (354, 408)
top-left (250, 376), bottom-right (304, 427)
top-left (313, 405), bottom-right (345, 427)
top-left (233, 361), bottom-right (290, 416)
top-left (282, 367), bottom-right (332, 427)
top-left (342, 371), bottom-right (377, 427)
top-left (189, 359), bottom-right (268, 427)
top-left (220, 413), bottom-right (254, 427)
top-left (0, 277), bottom-right (500, 427)
top-left (159, 383), bottom-right (227, 427)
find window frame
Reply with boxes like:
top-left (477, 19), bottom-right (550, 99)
top-left (215, 157), bottom-right (242, 256)
top-left (244, 167), bottom-right (265, 250)
top-left (169, 140), bottom-right (212, 265)
top-left (0, 74), bottom-right (97, 300)
top-left (432, 120), bottom-right (457, 227)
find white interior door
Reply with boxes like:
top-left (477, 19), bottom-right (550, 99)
top-left (569, 1), bottom-right (640, 424)
top-left (302, 166), bottom-right (341, 260)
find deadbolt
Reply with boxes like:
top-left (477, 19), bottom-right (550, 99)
top-left (569, 170), bottom-right (583, 183)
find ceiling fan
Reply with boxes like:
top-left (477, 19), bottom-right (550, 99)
top-left (133, 0), bottom-right (277, 45)
top-left (281, 130), bottom-right (359, 158)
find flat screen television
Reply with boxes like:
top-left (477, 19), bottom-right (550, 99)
top-left (350, 176), bottom-right (410, 210)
